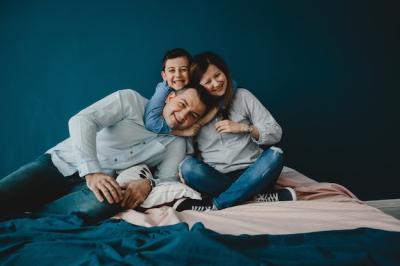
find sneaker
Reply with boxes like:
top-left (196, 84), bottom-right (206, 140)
top-left (253, 187), bottom-right (297, 202)
top-left (173, 198), bottom-right (217, 212)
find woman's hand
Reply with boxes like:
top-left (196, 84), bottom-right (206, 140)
top-left (85, 173), bottom-right (123, 204)
top-left (121, 179), bottom-right (152, 209)
top-left (215, 120), bottom-right (248, 134)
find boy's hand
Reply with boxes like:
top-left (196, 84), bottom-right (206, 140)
top-left (198, 106), bottom-right (219, 126)
top-left (171, 123), bottom-right (201, 137)
top-left (186, 123), bottom-right (202, 136)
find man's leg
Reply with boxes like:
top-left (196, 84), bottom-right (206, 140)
top-left (0, 154), bottom-right (77, 217)
top-left (213, 147), bottom-right (284, 209)
top-left (38, 182), bottom-right (122, 223)
top-left (179, 156), bottom-right (235, 196)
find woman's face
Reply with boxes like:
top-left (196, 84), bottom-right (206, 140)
top-left (199, 64), bottom-right (227, 97)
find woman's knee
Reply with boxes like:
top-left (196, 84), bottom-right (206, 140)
top-left (246, 147), bottom-right (284, 184)
top-left (178, 156), bottom-right (208, 185)
top-left (263, 146), bottom-right (284, 166)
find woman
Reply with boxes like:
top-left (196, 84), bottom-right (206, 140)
top-left (174, 52), bottom-right (296, 211)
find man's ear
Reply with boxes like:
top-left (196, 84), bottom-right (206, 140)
top-left (161, 71), bottom-right (167, 81)
top-left (165, 91), bottom-right (176, 103)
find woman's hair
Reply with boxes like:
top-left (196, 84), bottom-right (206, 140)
top-left (161, 48), bottom-right (192, 71)
top-left (189, 52), bottom-right (234, 117)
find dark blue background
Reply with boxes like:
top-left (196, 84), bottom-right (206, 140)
top-left (1, 0), bottom-right (398, 200)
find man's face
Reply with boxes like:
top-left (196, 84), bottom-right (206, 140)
top-left (162, 88), bottom-right (206, 130)
top-left (161, 57), bottom-right (190, 90)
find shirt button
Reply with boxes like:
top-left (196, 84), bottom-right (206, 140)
top-left (142, 141), bottom-right (146, 145)
top-left (130, 151), bottom-right (133, 154)
top-left (114, 158), bottom-right (118, 162)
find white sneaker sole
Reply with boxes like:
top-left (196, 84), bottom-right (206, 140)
top-left (172, 198), bottom-right (186, 210)
top-left (284, 187), bottom-right (297, 201)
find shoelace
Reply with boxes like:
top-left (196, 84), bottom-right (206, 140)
top-left (191, 205), bottom-right (215, 212)
top-left (254, 192), bottom-right (279, 202)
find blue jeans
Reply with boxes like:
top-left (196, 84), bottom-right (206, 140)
top-left (0, 154), bottom-right (121, 222)
top-left (179, 147), bottom-right (284, 209)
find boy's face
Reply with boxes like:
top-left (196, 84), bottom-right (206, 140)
top-left (162, 88), bottom-right (206, 130)
top-left (161, 57), bottom-right (190, 90)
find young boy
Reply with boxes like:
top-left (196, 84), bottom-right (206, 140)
top-left (144, 48), bottom-right (215, 136)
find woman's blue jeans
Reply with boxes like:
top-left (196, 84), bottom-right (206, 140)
top-left (0, 154), bottom-right (121, 222)
top-left (179, 147), bottom-right (284, 209)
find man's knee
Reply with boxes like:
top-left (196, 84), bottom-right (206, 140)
top-left (41, 187), bottom-right (121, 223)
top-left (73, 188), bottom-right (120, 216)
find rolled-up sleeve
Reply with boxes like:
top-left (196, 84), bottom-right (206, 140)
top-left (241, 89), bottom-right (282, 146)
top-left (68, 89), bottom-right (143, 177)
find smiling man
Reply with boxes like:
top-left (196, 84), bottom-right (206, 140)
top-left (162, 88), bottom-right (205, 130)
top-left (0, 84), bottom-right (212, 222)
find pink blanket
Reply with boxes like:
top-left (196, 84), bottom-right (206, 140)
top-left (114, 167), bottom-right (400, 235)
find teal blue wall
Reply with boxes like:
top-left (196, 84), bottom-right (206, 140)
top-left (1, 0), bottom-right (398, 200)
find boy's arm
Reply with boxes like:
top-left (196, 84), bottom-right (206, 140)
top-left (198, 106), bottom-right (219, 126)
top-left (144, 81), bottom-right (173, 134)
top-left (171, 123), bottom-right (201, 137)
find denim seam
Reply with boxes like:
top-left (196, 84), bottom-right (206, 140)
top-left (177, 156), bottom-right (192, 181)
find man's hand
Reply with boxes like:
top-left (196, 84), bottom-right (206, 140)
top-left (121, 179), bottom-right (152, 209)
top-left (85, 173), bottom-right (123, 204)
top-left (215, 120), bottom-right (248, 134)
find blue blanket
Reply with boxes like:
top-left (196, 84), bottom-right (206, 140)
top-left (1, 214), bottom-right (399, 265)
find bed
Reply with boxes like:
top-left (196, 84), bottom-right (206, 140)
top-left (1, 167), bottom-right (400, 265)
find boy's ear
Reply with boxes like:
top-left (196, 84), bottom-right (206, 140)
top-left (161, 71), bottom-right (167, 81)
top-left (165, 91), bottom-right (176, 103)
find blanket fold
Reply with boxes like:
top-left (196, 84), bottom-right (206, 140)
top-left (114, 167), bottom-right (400, 235)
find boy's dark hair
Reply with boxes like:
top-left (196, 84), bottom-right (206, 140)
top-left (162, 48), bottom-right (192, 70)
top-left (175, 83), bottom-right (218, 115)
